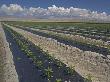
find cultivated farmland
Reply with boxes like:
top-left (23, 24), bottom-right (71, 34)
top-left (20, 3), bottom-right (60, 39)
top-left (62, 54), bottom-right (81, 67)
top-left (0, 21), bottom-right (110, 82)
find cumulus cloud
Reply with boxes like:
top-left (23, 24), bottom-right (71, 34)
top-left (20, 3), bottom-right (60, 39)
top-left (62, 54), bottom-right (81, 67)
top-left (0, 4), bottom-right (23, 15)
top-left (0, 4), bottom-right (110, 21)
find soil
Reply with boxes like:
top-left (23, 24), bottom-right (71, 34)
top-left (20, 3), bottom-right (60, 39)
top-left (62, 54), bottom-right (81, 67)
top-left (0, 22), bottom-right (19, 82)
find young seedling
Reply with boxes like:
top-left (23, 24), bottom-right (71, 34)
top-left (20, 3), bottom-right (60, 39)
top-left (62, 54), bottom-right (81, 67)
top-left (44, 67), bottom-right (53, 81)
top-left (31, 55), bottom-right (37, 62)
top-left (21, 44), bottom-right (28, 51)
top-left (54, 60), bottom-right (64, 68)
top-left (35, 60), bottom-right (43, 69)
top-left (26, 51), bottom-right (33, 58)
top-left (84, 74), bottom-right (92, 82)
top-left (64, 66), bottom-right (75, 76)
top-left (46, 53), bottom-right (54, 61)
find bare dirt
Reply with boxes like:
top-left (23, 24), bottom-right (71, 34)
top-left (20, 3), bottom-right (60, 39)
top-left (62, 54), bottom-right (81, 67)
top-left (0, 23), bottom-right (19, 82)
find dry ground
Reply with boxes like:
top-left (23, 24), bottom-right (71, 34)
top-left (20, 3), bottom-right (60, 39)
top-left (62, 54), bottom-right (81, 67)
top-left (0, 23), bottom-right (19, 82)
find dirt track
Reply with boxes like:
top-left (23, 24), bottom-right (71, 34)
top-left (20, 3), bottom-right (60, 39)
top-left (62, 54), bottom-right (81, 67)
top-left (0, 23), bottom-right (19, 82)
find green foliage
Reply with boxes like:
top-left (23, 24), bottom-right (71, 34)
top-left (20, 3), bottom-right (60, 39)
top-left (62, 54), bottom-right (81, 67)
top-left (46, 53), bottom-right (55, 61)
top-left (35, 60), bottom-right (43, 68)
top-left (84, 74), bottom-right (92, 82)
top-left (64, 66), bottom-right (75, 75)
top-left (5, 21), bottom-right (110, 31)
top-left (44, 67), bottom-right (53, 79)
top-left (55, 60), bottom-right (64, 68)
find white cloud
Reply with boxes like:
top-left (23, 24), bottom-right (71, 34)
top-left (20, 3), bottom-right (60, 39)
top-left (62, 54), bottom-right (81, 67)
top-left (0, 4), bottom-right (110, 21)
top-left (69, 7), bottom-right (90, 17)
top-left (48, 5), bottom-right (70, 16)
top-left (0, 4), bottom-right (23, 15)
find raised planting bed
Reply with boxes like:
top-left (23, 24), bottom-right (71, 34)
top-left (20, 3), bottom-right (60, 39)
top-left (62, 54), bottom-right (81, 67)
top-left (12, 25), bottom-right (110, 57)
top-left (46, 28), bottom-right (110, 42)
top-left (9, 22), bottom-right (110, 42)
top-left (0, 23), bottom-right (19, 82)
top-left (3, 24), bottom-right (91, 82)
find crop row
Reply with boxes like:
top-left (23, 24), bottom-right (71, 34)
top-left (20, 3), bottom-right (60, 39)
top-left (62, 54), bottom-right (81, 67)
top-left (26, 26), bottom-right (110, 49)
top-left (4, 21), bottom-right (110, 31)
top-left (30, 28), bottom-right (110, 57)
top-left (45, 28), bottom-right (110, 42)
top-left (5, 21), bottom-right (110, 42)
top-left (13, 23), bottom-right (110, 42)
top-left (3, 24), bottom-right (89, 82)
top-left (9, 23), bottom-right (110, 42)
top-left (9, 24), bottom-right (110, 58)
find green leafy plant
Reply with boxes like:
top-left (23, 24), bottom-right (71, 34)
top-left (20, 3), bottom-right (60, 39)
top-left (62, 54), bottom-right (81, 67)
top-left (44, 67), bottom-right (53, 80)
top-left (84, 74), bottom-right (92, 82)
top-left (46, 53), bottom-right (55, 61)
top-left (54, 60), bottom-right (64, 68)
top-left (35, 60), bottom-right (43, 69)
top-left (64, 66), bottom-right (75, 75)
top-left (56, 78), bottom-right (62, 82)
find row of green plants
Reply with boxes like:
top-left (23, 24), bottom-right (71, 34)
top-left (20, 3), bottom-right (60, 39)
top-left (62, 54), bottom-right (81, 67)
top-left (63, 29), bottom-right (110, 41)
top-left (5, 21), bottom-right (110, 42)
top-left (4, 21), bottom-right (110, 31)
top-left (35, 29), bottom-right (110, 54)
top-left (41, 28), bottom-right (108, 45)
top-left (3, 24), bottom-right (92, 82)
top-left (7, 23), bottom-right (110, 59)
top-left (15, 25), bottom-right (110, 56)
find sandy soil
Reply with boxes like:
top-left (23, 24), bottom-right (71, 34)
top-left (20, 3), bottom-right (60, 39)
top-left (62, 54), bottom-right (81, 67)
top-left (0, 23), bottom-right (19, 82)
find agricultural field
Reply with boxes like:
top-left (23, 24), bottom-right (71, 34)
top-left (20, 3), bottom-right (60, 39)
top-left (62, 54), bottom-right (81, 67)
top-left (0, 21), bottom-right (110, 82)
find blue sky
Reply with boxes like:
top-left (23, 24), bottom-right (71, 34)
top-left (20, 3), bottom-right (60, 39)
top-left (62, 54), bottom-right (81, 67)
top-left (0, 0), bottom-right (110, 21)
top-left (0, 0), bottom-right (109, 13)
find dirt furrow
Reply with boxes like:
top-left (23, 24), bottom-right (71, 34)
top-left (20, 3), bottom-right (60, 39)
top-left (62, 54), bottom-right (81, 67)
top-left (0, 23), bottom-right (19, 82)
